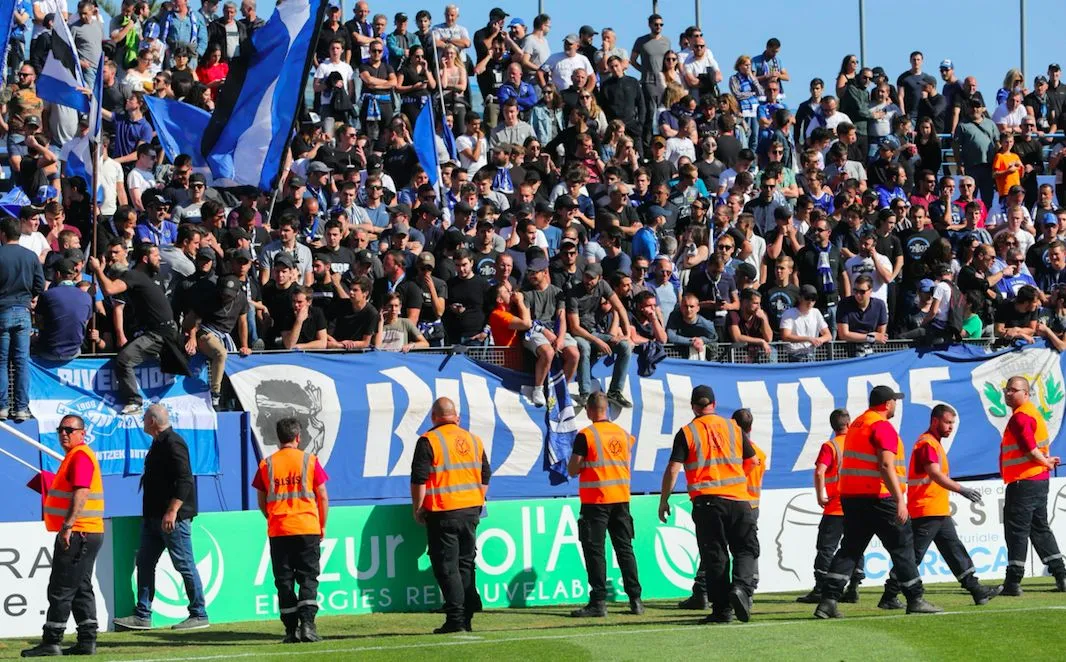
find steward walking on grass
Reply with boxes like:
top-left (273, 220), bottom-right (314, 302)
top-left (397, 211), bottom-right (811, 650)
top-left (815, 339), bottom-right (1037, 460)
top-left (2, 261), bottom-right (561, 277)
top-left (568, 392), bottom-right (644, 617)
top-left (253, 417), bottom-right (330, 643)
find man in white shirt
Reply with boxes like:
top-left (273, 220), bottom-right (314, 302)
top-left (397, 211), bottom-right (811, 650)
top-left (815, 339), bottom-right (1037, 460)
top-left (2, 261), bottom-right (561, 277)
top-left (779, 284), bottom-right (831, 361)
top-left (455, 112), bottom-right (488, 173)
top-left (18, 208), bottom-right (50, 263)
top-left (681, 37), bottom-right (720, 101)
top-left (432, 4), bottom-right (471, 60)
top-left (125, 144), bottom-right (158, 211)
top-left (992, 89), bottom-right (1027, 134)
top-left (843, 233), bottom-right (894, 305)
top-left (542, 33), bottom-right (594, 91)
top-left (807, 97), bottom-right (850, 139)
top-left (313, 39), bottom-right (355, 111)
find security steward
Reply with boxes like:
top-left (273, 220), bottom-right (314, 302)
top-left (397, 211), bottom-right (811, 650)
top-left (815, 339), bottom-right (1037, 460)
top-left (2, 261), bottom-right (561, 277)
top-left (411, 397), bottom-right (491, 634)
top-left (814, 385), bottom-right (942, 618)
top-left (999, 376), bottom-right (1066, 595)
top-left (736, 409), bottom-right (765, 591)
top-left (797, 409), bottom-right (864, 604)
top-left (659, 385), bottom-right (758, 624)
top-left (878, 405), bottom-right (1001, 608)
top-left (567, 392), bottom-right (644, 617)
top-left (22, 415), bottom-right (105, 657)
top-left (252, 417), bottom-right (329, 644)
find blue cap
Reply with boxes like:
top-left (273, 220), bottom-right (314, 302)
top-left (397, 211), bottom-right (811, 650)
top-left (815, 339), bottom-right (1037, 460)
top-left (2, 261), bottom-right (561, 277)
top-left (35, 185), bottom-right (58, 205)
top-left (879, 135), bottom-right (901, 151)
top-left (647, 205), bottom-right (668, 219)
top-left (1042, 210), bottom-right (1059, 226)
top-left (919, 278), bottom-right (936, 293)
top-left (508, 17), bottom-right (525, 27)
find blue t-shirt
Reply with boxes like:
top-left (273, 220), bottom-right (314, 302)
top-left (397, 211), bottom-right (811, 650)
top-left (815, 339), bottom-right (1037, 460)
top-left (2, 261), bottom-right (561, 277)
top-left (631, 227), bottom-right (659, 262)
top-left (36, 283), bottom-right (92, 358)
top-left (111, 113), bottom-right (153, 158)
top-left (836, 296), bottom-right (888, 334)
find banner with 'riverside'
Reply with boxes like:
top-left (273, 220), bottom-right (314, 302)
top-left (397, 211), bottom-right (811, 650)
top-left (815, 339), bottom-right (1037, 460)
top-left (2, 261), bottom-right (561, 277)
top-left (108, 479), bottom-right (1066, 625)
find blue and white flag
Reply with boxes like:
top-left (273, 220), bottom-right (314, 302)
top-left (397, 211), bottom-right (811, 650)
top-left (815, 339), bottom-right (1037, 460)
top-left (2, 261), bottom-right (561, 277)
top-left (29, 358), bottom-right (220, 476)
top-left (441, 118), bottom-right (458, 161)
top-left (0, 0), bottom-right (16, 75)
top-left (89, 51), bottom-right (104, 137)
top-left (61, 134), bottom-right (93, 185)
top-left (543, 363), bottom-right (578, 485)
top-left (0, 187), bottom-right (31, 218)
top-left (413, 101), bottom-right (440, 187)
top-left (201, 0), bottom-right (327, 190)
top-left (143, 95), bottom-right (211, 169)
top-left (37, 16), bottom-right (90, 113)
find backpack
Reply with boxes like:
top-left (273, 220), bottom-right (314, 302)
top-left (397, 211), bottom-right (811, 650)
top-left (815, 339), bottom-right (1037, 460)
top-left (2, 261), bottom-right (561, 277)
top-left (943, 282), bottom-right (968, 341)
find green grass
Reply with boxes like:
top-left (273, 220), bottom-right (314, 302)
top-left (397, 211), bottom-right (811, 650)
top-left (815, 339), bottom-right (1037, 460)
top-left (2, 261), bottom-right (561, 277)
top-left (3, 579), bottom-right (1066, 661)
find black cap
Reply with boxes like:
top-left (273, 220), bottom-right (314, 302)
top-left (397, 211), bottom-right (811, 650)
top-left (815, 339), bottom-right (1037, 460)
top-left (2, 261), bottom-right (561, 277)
top-left (800, 284), bottom-right (819, 300)
top-left (229, 227), bottom-right (252, 241)
top-left (196, 247), bottom-right (216, 262)
top-left (366, 155), bottom-right (384, 171)
top-left (584, 262), bottom-right (603, 277)
top-left (535, 200), bottom-right (554, 215)
top-left (691, 385), bottom-right (716, 406)
top-left (388, 203), bottom-right (412, 216)
top-left (417, 202), bottom-right (444, 218)
top-left (226, 248), bottom-right (252, 263)
top-left (288, 174), bottom-right (306, 188)
top-left (489, 7), bottom-right (508, 21)
top-left (869, 385), bottom-right (905, 407)
top-left (454, 201), bottom-right (474, 215)
top-left (555, 194), bottom-right (578, 209)
top-left (394, 11), bottom-right (407, 22)
top-left (54, 258), bottom-right (78, 276)
top-left (514, 202), bottom-right (534, 218)
top-left (189, 172), bottom-right (207, 185)
top-left (528, 257), bottom-right (550, 272)
top-left (274, 252), bottom-right (296, 269)
top-left (736, 262), bottom-right (757, 281)
top-left (773, 205), bottom-right (793, 221)
top-left (354, 250), bottom-right (374, 264)
top-left (579, 25), bottom-right (598, 36)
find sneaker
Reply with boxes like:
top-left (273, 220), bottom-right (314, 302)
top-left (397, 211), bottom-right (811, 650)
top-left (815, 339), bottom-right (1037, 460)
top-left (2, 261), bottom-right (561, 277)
top-left (877, 594), bottom-right (904, 610)
top-left (729, 587), bottom-right (751, 623)
top-left (703, 609), bottom-right (735, 624)
top-left (999, 583), bottom-right (1023, 597)
top-left (113, 616), bottom-right (152, 630)
top-left (795, 589), bottom-right (822, 604)
top-left (841, 582), bottom-right (860, 603)
top-left (531, 387), bottom-right (546, 407)
top-left (813, 599), bottom-right (841, 619)
top-left (972, 584), bottom-right (1003, 605)
top-left (11, 409), bottom-right (32, 422)
top-left (629, 598), bottom-right (645, 615)
top-left (905, 597), bottom-right (943, 614)
top-left (298, 621), bottom-right (321, 642)
top-left (210, 392), bottom-right (221, 409)
top-left (19, 643), bottom-right (63, 657)
top-left (606, 391), bottom-right (633, 408)
top-left (432, 621), bottom-right (467, 634)
top-left (569, 602), bottom-right (607, 617)
top-left (171, 616), bottom-right (210, 631)
top-left (678, 593), bottom-right (709, 610)
top-left (572, 393), bottom-right (588, 408)
top-left (252, 339), bottom-right (266, 351)
top-left (120, 403), bottom-right (143, 416)
top-left (61, 642), bottom-right (96, 656)
top-left (0, 408), bottom-right (8, 420)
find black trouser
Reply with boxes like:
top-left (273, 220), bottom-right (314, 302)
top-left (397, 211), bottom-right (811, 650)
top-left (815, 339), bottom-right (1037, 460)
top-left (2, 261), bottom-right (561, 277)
top-left (426, 510), bottom-right (480, 627)
top-left (1004, 480), bottom-right (1066, 584)
top-left (884, 515), bottom-right (978, 598)
top-left (823, 496), bottom-right (924, 601)
top-left (115, 330), bottom-right (165, 406)
top-left (269, 535), bottom-right (321, 629)
top-left (813, 514), bottom-right (864, 590)
top-left (692, 496), bottom-right (758, 611)
top-left (360, 99), bottom-right (395, 152)
top-left (43, 532), bottom-right (103, 645)
top-left (970, 163), bottom-right (996, 210)
top-left (578, 502), bottom-right (642, 603)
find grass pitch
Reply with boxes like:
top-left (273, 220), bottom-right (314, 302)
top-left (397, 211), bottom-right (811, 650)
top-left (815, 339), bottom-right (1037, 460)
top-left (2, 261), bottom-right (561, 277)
top-left (2, 578), bottom-right (1065, 661)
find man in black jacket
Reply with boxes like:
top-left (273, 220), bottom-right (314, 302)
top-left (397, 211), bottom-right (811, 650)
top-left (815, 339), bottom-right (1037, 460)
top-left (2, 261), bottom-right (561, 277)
top-left (600, 55), bottom-right (646, 146)
top-left (838, 68), bottom-right (879, 159)
top-left (114, 405), bottom-right (210, 632)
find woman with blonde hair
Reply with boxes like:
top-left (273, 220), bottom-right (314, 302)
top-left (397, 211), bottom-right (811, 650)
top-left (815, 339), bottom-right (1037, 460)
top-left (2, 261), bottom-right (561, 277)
top-left (575, 89), bottom-right (608, 138)
top-left (997, 68), bottom-right (1024, 106)
top-left (716, 92), bottom-right (749, 146)
top-left (439, 45), bottom-right (468, 133)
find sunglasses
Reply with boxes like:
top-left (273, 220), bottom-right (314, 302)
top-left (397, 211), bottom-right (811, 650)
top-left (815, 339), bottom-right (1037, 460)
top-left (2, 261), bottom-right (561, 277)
top-left (855, 288), bottom-right (871, 294)
top-left (57, 426), bottom-right (84, 434)
top-left (717, 244), bottom-right (734, 251)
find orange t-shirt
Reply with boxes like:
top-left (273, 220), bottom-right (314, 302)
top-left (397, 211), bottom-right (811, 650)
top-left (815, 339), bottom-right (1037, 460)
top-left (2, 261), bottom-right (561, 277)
top-left (488, 306), bottom-right (524, 369)
top-left (992, 152), bottom-right (1021, 196)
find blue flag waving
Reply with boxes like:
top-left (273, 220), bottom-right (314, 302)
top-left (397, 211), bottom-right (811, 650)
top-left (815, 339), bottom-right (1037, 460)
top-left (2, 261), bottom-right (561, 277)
top-left (143, 95), bottom-right (212, 169)
top-left (543, 363), bottom-right (578, 485)
top-left (37, 14), bottom-right (90, 113)
top-left (413, 101), bottom-right (440, 187)
top-left (0, 0), bottom-right (16, 77)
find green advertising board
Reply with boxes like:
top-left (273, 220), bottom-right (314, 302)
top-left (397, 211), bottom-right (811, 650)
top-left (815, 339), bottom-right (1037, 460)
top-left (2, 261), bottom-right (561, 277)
top-left (110, 495), bottom-right (702, 625)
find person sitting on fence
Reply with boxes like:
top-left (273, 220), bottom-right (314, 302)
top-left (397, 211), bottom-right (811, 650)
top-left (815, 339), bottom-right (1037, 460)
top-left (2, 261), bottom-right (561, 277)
top-left (994, 284), bottom-right (1066, 351)
top-left (779, 284), bottom-right (831, 362)
top-left (566, 263), bottom-right (633, 409)
top-left (628, 291), bottom-right (668, 346)
top-left (666, 292), bottom-right (718, 359)
top-left (835, 274), bottom-right (889, 356)
top-left (521, 257), bottom-right (579, 406)
top-left (728, 287), bottom-right (775, 362)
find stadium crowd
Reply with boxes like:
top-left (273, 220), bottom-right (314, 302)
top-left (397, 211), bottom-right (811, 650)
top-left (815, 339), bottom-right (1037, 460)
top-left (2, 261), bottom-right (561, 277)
top-left (5, 1), bottom-right (1066, 414)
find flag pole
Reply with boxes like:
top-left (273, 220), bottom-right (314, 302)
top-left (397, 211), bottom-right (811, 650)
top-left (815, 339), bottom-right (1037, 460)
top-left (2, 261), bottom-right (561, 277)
top-left (88, 137), bottom-right (100, 354)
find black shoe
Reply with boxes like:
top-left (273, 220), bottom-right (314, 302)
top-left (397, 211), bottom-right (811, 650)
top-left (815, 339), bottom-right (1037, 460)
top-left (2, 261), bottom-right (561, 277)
top-left (841, 583), bottom-right (860, 603)
top-left (971, 584), bottom-right (1003, 606)
top-left (20, 643), bottom-right (62, 657)
top-left (877, 594), bottom-right (904, 610)
top-left (607, 391), bottom-right (633, 408)
top-left (703, 609), bottom-right (735, 624)
top-left (1056, 575), bottom-right (1066, 592)
top-left (678, 593), bottom-right (708, 609)
top-left (906, 597), bottom-right (943, 614)
top-left (281, 627), bottom-right (301, 644)
top-left (728, 587), bottom-right (751, 623)
top-left (433, 621), bottom-right (468, 634)
top-left (572, 393), bottom-right (588, 408)
top-left (813, 599), bottom-right (841, 619)
top-left (570, 602), bottom-right (607, 617)
top-left (629, 598), bottom-right (645, 615)
top-left (299, 621), bottom-right (321, 643)
top-left (61, 642), bottom-right (95, 656)
top-left (795, 589), bottom-right (822, 604)
top-left (1000, 583), bottom-right (1023, 597)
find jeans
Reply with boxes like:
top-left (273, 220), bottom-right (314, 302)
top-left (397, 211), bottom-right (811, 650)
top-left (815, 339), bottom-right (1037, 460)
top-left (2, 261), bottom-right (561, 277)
top-left (578, 503), bottom-right (642, 603)
top-left (970, 163), bottom-right (996, 210)
top-left (115, 331), bottom-right (165, 406)
top-left (1003, 479), bottom-right (1066, 584)
top-left (134, 518), bottom-right (208, 619)
top-left (43, 532), bottom-right (103, 645)
top-left (574, 333), bottom-right (632, 397)
top-left (0, 307), bottom-right (31, 411)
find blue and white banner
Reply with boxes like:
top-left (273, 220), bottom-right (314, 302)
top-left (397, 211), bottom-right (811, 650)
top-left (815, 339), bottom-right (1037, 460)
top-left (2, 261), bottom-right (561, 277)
top-left (29, 358), bottom-right (221, 476)
top-left (225, 345), bottom-right (1066, 503)
top-left (36, 15), bottom-right (89, 113)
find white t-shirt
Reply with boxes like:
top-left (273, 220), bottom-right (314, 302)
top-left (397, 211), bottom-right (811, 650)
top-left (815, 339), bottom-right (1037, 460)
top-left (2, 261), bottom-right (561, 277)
top-left (992, 103), bottom-right (1027, 131)
top-left (541, 52), bottom-right (594, 90)
top-left (844, 253), bottom-right (892, 304)
top-left (932, 281), bottom-right (952, 325)
top-left (314, 60), bottom-right (355, 106)
top-left (455, 133), bottom-right (488, 174)
top-left (743, 234), bottom-right (766, 273)
top-left (126, 167), bottom-right (156, 200)
top-left (780, 305), bottom-right (828, 354)
top-left (682, 50), bottom-right (719, 82)
top-left (664, 137), bottom-right (696, 166)
top-left (98, 158), bottom-right (124, 216)
top-left (19, 231), bottom-right (49, 258)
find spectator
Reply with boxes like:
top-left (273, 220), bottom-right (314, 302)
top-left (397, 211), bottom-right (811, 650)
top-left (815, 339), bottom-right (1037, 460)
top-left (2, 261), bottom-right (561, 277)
top-left (779, 284), bottom-right (831, 362)
top-left (648, 255), bottom-right (679, 315)
top-left (0, 218), bottom-right (45, 420)
top-left (835, 274), bottom-right (889, 356)
top-left (953, 99), bottom-right (1000, 209)
top-left (995, 248), bottom-right (1035, 300)
top-left (34, 258), bottom-right (93, 360)
top-left (666, 292), bottom-right (717, 357)
top-left (995, 284), bottom-right (1065, 351)
top-left (992, 88), bottom-right (1027, 135)
top-left (259, 215), bottom-right (314, 286)
top-left (896, 51), bottom-right (935, 121)
top-left (443, 249), bottom-right (490, 345)
top-left (958, 243), bottom-right (1001, 325)
top-left (628, 290), bottom-right (668, 345)
top-left (795, 218), bottom-right (848, 327)
top-left (125, 143), bottom-right (159, 212)
top-left (279, 287), bottom-right (327, 350)
top-left (728, 288), bottom-right (774, 362)
top-left (328, 276), bottom-right (379, 350)
top-left (377, 292), bottom-right (428, 352)
top-left (761, 255), bottom-right (800, 336)
top-left (566, 263), bottom-right (632, 407)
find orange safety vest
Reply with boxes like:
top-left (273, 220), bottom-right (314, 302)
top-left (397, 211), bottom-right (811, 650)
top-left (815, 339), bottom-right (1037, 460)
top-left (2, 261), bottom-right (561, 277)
top-left (262, 447), bottom-right (321, 537)
top-left (820, 434), bottom-right (845, 516)
top-left (423, 423), bottom-right (487, 512)
top-left (681, 414), bottom-right (748, 501)
top-left (839, 408), bottom-right (906, 498)
top-left (578, 421), bottom-right (634, 505)
top-left (1000, 400), bottom-right (1051, 484)
top-left (745, 440), bottom-right (767, 507)
top-left (908, 433), bottom-right (950, 518)
top-left (43, 443), bottom-right (104, 533)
